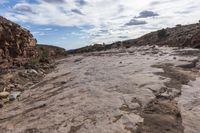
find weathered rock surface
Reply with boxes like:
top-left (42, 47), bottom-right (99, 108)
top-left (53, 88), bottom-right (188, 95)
top-left (0, 16), bottom-right (37, 68)
top-left (0, 46), bottom-right (199, 133)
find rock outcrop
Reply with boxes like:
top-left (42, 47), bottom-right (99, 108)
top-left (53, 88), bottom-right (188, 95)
top-left (0, 16), bottom-right (37, 68)
top-left (125, 23), bottom-right (200, 48)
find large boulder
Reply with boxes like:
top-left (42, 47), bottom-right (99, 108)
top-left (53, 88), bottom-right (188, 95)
top-left (0, 16), bottom-right (37, 68)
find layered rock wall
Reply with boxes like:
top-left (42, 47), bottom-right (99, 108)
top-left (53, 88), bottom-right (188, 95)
top-left (0, 16), bottom-right (37, 68)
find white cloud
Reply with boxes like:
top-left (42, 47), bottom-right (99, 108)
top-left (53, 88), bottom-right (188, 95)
top-left (40, 28), bottom-right (53, 31)
top-left (32, 31), bottom-right (46, 36)
top-left (4, 0), bottom-right (200, 44)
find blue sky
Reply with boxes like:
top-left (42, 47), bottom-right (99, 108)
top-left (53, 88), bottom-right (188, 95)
top-left (0, 0), bottom-right (200, 50)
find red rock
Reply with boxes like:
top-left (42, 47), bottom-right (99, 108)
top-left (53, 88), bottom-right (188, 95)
top-left (0, 16), bottom-right (37, 68)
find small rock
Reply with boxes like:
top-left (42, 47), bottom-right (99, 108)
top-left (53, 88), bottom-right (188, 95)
top-left (27, 69), bottom-right (38, 75)
top-left (0, 91), bottom-right (10, 99)
top-left (61, 81), bottom-right (66, 84)
top-left (173, 57), bottom-right (177, 60)
top-left (8, 91), bottom-right (21, 101)
top-left (8, 84), bottom-right (15, 88)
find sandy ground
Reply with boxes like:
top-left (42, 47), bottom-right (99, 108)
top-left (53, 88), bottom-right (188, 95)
top-left (0, 46), bottom-right (200, 133)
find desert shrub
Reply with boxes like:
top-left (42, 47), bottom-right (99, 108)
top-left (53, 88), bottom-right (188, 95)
top-left (157, 29), bottom-right (167, 39)
top-left (29, 48), bottom-right (50, 66)
top-left (39, 48), bottom-right (50, 63)
top-left (29, 58), bottom-right (39, 65)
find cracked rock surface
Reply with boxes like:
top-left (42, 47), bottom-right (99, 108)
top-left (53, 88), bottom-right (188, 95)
top-left (0, 46), bottom-right (200, 133)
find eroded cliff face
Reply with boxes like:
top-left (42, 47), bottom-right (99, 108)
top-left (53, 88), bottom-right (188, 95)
top-left (0, 16), bottom-right (37, 68)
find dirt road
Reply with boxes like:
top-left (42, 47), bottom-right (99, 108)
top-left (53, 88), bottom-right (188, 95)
top-left (0, 46), bottom-right (200, 133)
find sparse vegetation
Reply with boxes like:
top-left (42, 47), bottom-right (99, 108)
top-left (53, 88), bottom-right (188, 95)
top-left (157, 28), bottom-right (167, 39)
top-left (29, 47), bottom-right (50, 66)
top-left (176, 24), bottom-right (182, 27)
top-left (38, 47), bottom-right (50, 63)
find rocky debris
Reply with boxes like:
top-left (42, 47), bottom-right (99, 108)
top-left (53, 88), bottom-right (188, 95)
top-left (0, 91), bottom-right (9, 99)
top-left (0, 16), bottom-right (37, 68)
top-left (0, 17), bottom-right (66, 108)
top-left (0, 61), bottom-right (55, 107)
top-left (0, 46), bottom-right (199, 133)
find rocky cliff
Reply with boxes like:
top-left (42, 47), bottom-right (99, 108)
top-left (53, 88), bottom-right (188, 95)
top-left (0, 16), bottom-right (37, 68)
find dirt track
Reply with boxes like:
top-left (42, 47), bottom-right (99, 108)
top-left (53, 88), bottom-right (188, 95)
top-left (0, 46), bottom-right (200, 133)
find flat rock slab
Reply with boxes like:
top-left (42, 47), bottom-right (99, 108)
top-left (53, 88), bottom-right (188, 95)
top-left (0, 46), bottom-right (199, 133)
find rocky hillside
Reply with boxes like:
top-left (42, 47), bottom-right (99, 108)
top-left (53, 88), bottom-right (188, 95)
top-left (36, 44), bottom-right (66, 59)
top-left (67, 22), bottom-right (200, 54)
top-left (123, 23), bottom-right (200, 48)
top-left (0, 16), bottom-right (37, 68)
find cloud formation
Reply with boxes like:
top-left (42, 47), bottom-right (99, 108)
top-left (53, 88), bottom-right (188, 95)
top-left (42, 0), bottom-right (66, 4)
top-left (125, 19), bottom-right (147, 26)
top-left (2, 0), bottom-right (200, 47)
top-left (71, 9), bottom-right (84, 15)
top-left (14, 3), bottom-right (36, 14)
top-left (75, 0), bottom-right (87, 6)
top-left (135, 10), bottom-right (159, 18)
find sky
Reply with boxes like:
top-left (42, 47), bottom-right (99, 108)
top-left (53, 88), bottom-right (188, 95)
top-left (0, 0), bottom-right (200, 50)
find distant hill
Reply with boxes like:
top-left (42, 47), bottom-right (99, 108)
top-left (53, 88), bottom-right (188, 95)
top-left (123, 23), bottom-right (200, 48)
top-left (36, 44), bottom-right (66, 59)
top-left (67, 22), bottom-right (200, 54)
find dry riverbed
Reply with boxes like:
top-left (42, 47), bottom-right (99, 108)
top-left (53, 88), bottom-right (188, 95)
top-left (0, 46), bottom-right (200, 133)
